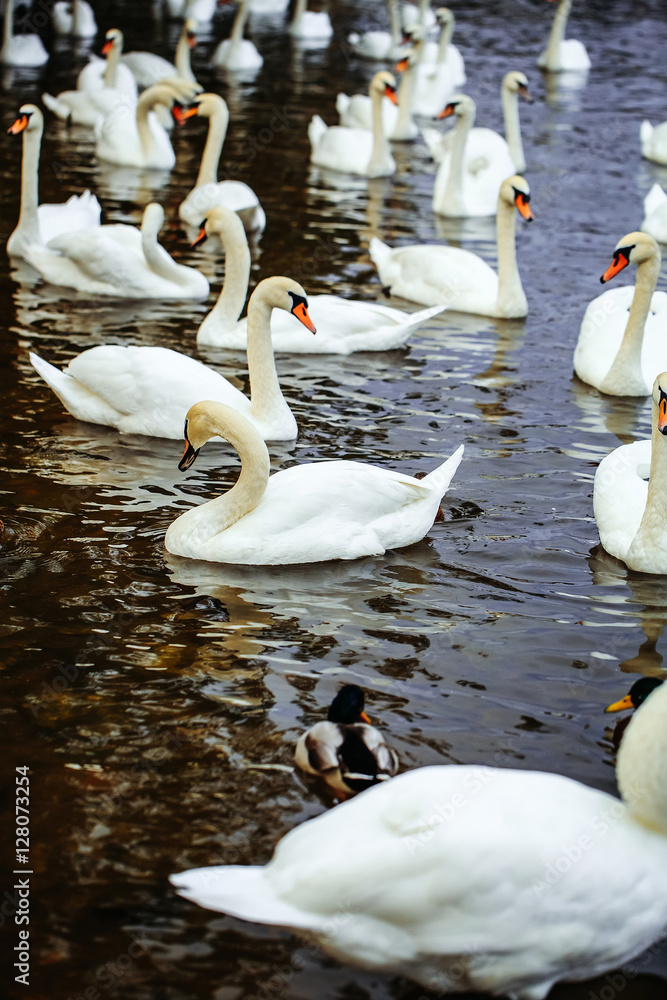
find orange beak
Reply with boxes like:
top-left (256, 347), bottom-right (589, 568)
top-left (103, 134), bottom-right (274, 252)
top-left (7, 114), bottom-right (29, 135)
top-left (187, 31), bottom-right (197, 48)
top-left (384, 84), bottom-right (398, 106)
top-left (514, 192), bottom-right (534, 221)
top-left (518, 84), bottom-right (533, 104)
top-left (101, 39), bottom-right (113, 55)
top-left (190, 224), bottom-right (208, 248)
top-left (396, 57), bottom-right (409, 73)
top-left (360, 711), bottom-right (371, 724)
top-left (291, 300), bottom-right (316, 334)
top-left (600, 251), bottom-right (630, 284)
top-left (435, 104), bottom-right (457, 120)
top-left (172, 104), bottom-right (199, 126)
top-left (659, 390), bottom-right (667, 435)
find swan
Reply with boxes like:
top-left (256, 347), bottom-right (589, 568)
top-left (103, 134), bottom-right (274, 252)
top-left (402, 0), bottom-right (436, 30)
top-left (52, 0), bottom-right (97, 37)
top-left (574, 232), bottom-right (667, 396)
top-left (289, 0), bottom-right (333, 42)
top-left (176, 93), bottom-right (266, 231)
top-left (213, 0), bottom-right (263, 71)
top-left (165, 0), bottom-right (216, 19)
top-left (640, 121), bottom-right (667, 167)
top-left (347, 0), bottom-right (403, 61)
top-left (309, 71), bottom-right (398, 178)
top-left (164, 399), bottom-right (463, 564)
top-left (641, 184), bottom-right (667, 244)
top-left (24, 202), bottom-right (209, 299)
top-left (537, 0), bottom-right (590, 73)
top-left (75, 28), bottom-right (138, 96)
top-left (370, 175), bottom-right (534, 318)
top-left (95, 78), bottom-right (202, 169)
top-left (594, 372), bottom-right (667, 574)
top-left (171, 679), bottom-right (667, 999)
top-left (412, 8), bottom-right (466, 118)
top-left (196, 206), bottom-right (446, 351)
top-left (6, 105), bottom-right (101, 260)
top-left (30, 277), bottom-right (311, 441)
top-left (0, 0), bottom-right (48, 66)
top-left (121, 18), bottom-right (198, 89)
top-left (605, 678), bottom-right (663, 750)
top-left (294, 685), bottom-right (399, 796)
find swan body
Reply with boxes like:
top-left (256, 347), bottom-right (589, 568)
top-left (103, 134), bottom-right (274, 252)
top-left (177, 94), bottom-right (265, 231)
top-left (121, 19), bottom-right (197, 89)
top-left (289, 0), bottom-right (332, 40)
top-left (640, 121), bottom-right (667, 167)
top-left (213, 1), bottom-right (263, 70)
top-left (295, 685), bottom-right (399, 796)
top-left (537, 0), bottom-right (590, 72)
top-left (309, 71), bottom-right (397, 177)
top-left (6, 105), bottom-right (101, 260)
top-left (574, 232), bottom-right (667, 397)
top-left (52, 0), bottom-right (97, 37)
top-left (371, 175), bottom-right (533, 318)
top-left (165, 399), bottom-right (463, 565)
top-left (347, 0), bottom-right (403, 61)
top-left (171, 671), bottom-right (667, 1000)
top-left (641, 184), bottom-right (667, 244)
top-left (24, 203), bottom-right (208, 299)
top-left (594, 373), bottom-right (667, 574)
top-left (75, 30), bottom-right (138, 97)
top-left (165, 0), bottom-right (216, 19)
top-left (335, 92), bottom-right (399, 135)
top-left (0, 0), bottom-right (49, 65)
top-left (412, 8), bottom-right (466, 117)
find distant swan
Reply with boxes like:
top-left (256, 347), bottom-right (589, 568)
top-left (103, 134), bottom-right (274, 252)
top-left (0, 0), bottom-right (49, 66)
top-left (537, 0), bottom-right (590, 73)
top-left (213, 0), bottom-right (263, 71)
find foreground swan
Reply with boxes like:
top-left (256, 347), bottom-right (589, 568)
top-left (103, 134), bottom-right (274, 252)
top-left (594, 373), bottom-right (667, 574)
top-left (574, 232), bottom-right (667, 396)
top-left (172, 678), bottom-right (667, 999)
top-left (294, 685), bottom-right (399, 796)
top-left (176, 94), bottom-right (265, 231)
top-left (309, 71), bottom-right (398, 177)
top-left (52, 0), bottom-right (97, 37)
top-left (213, 0), bottom-right (263, 71)
top-left (165, 401), bottom-right (462, 564)
top-left (640, 120), bottom-right (667, 167)
top-left (31, 278), bottom-right (310, 441)
top-left (6, 105), bottom-right (100, 260)
top-left (371, 175), bottom-right (534, 317)
top-left (537, 0), bottom-right (590, 72)
top-left (24, 203), bottom-right (208, 299)
top-left (641, 184), bottom-right (667, 244)
top-left (0, 0), bottom-right (48, 65)
top-left (196, 207), bottom-right (446, 351)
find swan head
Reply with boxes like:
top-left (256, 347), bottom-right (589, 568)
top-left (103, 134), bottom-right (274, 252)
top-left (434, 94), bottom-right (476, 123)
top-left (102, 28), bottom-right (123, 55)
top-left (250, 277), bottom-right (317, 334)
top-left (327, 685), bottom-right (371, 725)
top-left (651, 372), bottom-right (667, 437)
top-left (600, 232), bottom-right (660, 284)
top-left (190, 205), bottom-right (246, 249)
top-left (184, 17), bottom-right (197, 47)
top-left (606, 677), bottom-right (663, 715)
top-left (179, 401), bottom-right (261, 472)
top-left (503, 70), bottom-right (532, 103)
top-left (173, 92), bottom-right (228, 126)
top-left (435, 8), bottom-right (454, 26)
top-left (146, 78), bottom-right (203, 115)
top-left (7, 103), bottom-right (41, 135)
top-left (369, 71), bottom-right (398, 106)
top-left (500, 175), bottom-right (534, 221)
top-left (401, 22), bottom-right (426, 45)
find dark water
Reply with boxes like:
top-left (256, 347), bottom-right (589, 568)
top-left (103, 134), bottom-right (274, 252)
top-left (2, 1), bottom-right (667, 998)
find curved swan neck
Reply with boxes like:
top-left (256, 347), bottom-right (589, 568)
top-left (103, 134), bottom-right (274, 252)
top-left (617, 680), bottom-right (667, 834)
top-left (140, 209), bottom-right (187, 284)
top-left (502, 84), bottom-right (525, 174)
top-left (196, 99), bottom-right (229, 188)
top-left (388, 0), bottom-right (401, 47)
top-left (545, 0), bottom-right (572, 68)
top-left (442, 106), bottom-right (473, 216)
top-left (368, 84), bottom-right (392, 174)
top-left (201, 220), bottom-right (251, 339)
top-left (136, 88), bottom-right (170, 158)
top-left (495, 197), bottom-right (526, 317)
top-left (246, 297), bottom-right (291, 425)
top-left (600, 254), bottom-right (660, 396)
top-left (104, 36), bottom-right (122, 88)
top-left (436, 16), bottom-right (454, 64)
top-left (175, 27), bottom-right (195, 82)
top-left (13, 121), bottom-right (42, 250)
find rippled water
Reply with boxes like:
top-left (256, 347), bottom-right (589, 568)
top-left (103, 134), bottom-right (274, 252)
top-left (2, 1), bottom-right (667, 998)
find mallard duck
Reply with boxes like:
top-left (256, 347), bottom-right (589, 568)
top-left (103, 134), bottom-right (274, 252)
top-left (294, 685), bottom-right (399, 796)
top-left (605, 676), bottom-right (664, 748)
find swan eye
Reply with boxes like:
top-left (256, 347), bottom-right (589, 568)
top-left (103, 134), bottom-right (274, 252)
top-left (288, 292), bottom-right (317, 334)
top-left (659, 389), bottom-right (667, 435)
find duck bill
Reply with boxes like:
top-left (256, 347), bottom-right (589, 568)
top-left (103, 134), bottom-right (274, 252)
top-left (515, 193), bottom-right (534, 221)
top-left (292, 302), bottom-right (316, 334)
top-left (605, 695), bottom-right (634, 713)
top-left (178, 440), bottom-right (200, 472)
top-left (7, 115), bottom-right (29, 135)
top-left (360, 711), bottom-right (371, 724)
top-left (384, 84), bottom-right (398, 106)
top-left (601, 254), bottom-right (629, 284)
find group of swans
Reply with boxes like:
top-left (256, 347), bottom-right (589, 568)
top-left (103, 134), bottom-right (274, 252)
top-left (347, 0), bottom-right (434, 60)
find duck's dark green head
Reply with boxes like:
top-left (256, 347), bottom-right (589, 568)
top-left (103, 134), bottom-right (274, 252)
top-left (605, 676), bottom-right (663, 714)
top-left (328, 684), bottom-right (371, 725)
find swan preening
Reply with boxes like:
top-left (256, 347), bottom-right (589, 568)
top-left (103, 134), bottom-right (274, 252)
top-left (196, 206), bottom-right (446, 351)
top-left (165, 399), bottom-right (463, 565)
top-left (6, 105), bottom-right (101, 260)
top-left (594, 372), bottom-right (667, 574)
top-left (537, 0), bottom-right (591, 73)
top-left (371, 175), bottom-right (534, 318)
top-left (171, 676), bottom-right (667, 999)
top-left (30, 277), bottom-right (312, 441)
top-left (574, 232), bottom-right (667, 396)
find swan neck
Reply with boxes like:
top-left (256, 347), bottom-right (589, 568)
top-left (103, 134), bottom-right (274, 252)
top-left (197, 101), bottom-right (229, 188)
top-left (14, 123), bottom-right (42, 248)
top-left (246, 298), bottom-right (290, 424)
top-left (546, 0), bottom-right (572, 65)
top-left (600, 255), bottom-right (660, 396)
top-left (495, 197), bottom-right (525, 316)
top-left (175, 29), bottom-right (195, 81)
top-left (369, 83), bottom-right (391, 173)
top-left (230, 1), bottom-right (249, 45)
top-left (136, 94), bottom-right (154, 156)
top-left (502, 85), bottom-right (525, 173)
top-left (4, 0), bottom-right (13, 46)
top-left (104, 39), bottom-right (121, 88)
top-left (202, 224), bottom-right (251, 338)
top-left (442, 109), bottom-right (472, 216)
top-left (617, 682), bottom-right (667, 836)
top-left (393, 54), bottom-right (417, 137)
top-left (436, 18), bottom-right (454, 64)
top-left (418, 0), bottom-right (430, 28)
top-left (141, 214), bottom-right (186, 284)
top-left (388, 0), bottom-right (401, 46)
top-left (292, 0), bottom-right (307, 27)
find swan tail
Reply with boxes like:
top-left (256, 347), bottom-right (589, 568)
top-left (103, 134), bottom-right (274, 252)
top-left (398, 304), bottom-right (447, 337)
top-left (644, 182), bottom-right (666, 217)
top-left (308, 114), bottom-right (327, 150)
top-left (421, 445), bottom-right (464, 498)
top-left (42, 92), bottom-right (73, 121)
top-left (336, 93), bottom-right (350, 119)
top-left (170, 866), bottom-right (325, 931)
top-left (640, 120), bottom-right (653, 148)
top-left (30, 352), bottom-right (120, 426)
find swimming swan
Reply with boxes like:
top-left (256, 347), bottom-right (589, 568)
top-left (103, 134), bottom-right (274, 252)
top-left (537, 0), bottom-right (590, 73)
top-left (347, 0), bottom-right (403, 61)
top-left (0, 0), bottom-right (48, 66)
top-left (213, 0), bottom-right (263, 71)
top-left (171, 679), bottom-right (667, 999)
top-left (641, 184), bottom-right (667, 244)
top-left (52, 0), bottom-right (97, 37)
top-left (164, 400), bottom-right (463, 564)
top-left (121, 18), bottom-right (198, 89)
top-left (289, 0), bottom-right (333, 42)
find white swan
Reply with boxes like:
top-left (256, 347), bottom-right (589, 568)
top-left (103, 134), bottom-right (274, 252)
top-left (402, 0), bottom-right (436, 29)
top-left (195, 206), bottom-right (446, 351)
top-left (121, 18), bottom-right (198, 89)
top-left (30, 277), bottom-right (310, 441)
top-left (213, 0), bottom-right (263, 71)
top-left (429, 94), bottom-right (518, 217)
top-left (640, 120), bottom-right (667, 167)
top-left (412, 8), bottom-right (466, 118)
top-left (164, 399), bottom-right (463, 564)
top-left (171, 680), bottom-right (667, 999)
top-left (642, 184), bottom-right (667, 244)
top-left (24, 203), bottom-right (209, 299)
top-left (289, 0), bottom-right (333, 42)
top-left (594, 373), bottom-right (667, 574)
top-left (1, 0), bottom-right (48, 66)
top-left (370, 175), bottom-right (534, 318)
top-left (176, 93), bottom-right (266, 232)
top-left (165, 0), bottom-right (216, 20)
top-left (537, 0), bottom-right (590, 73)
top-left (309, 71), bottom-right (397, 178)
top-left (52, 0), bottom-right (97, 37)
top-left (6, 105), bottom-right (100, 260)
top-left (347, 0), bottom-right (403, 61)
top-left (574, 232), bottom-right (667, 396)
top-left (95, 79), bottom-right (201, 169)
